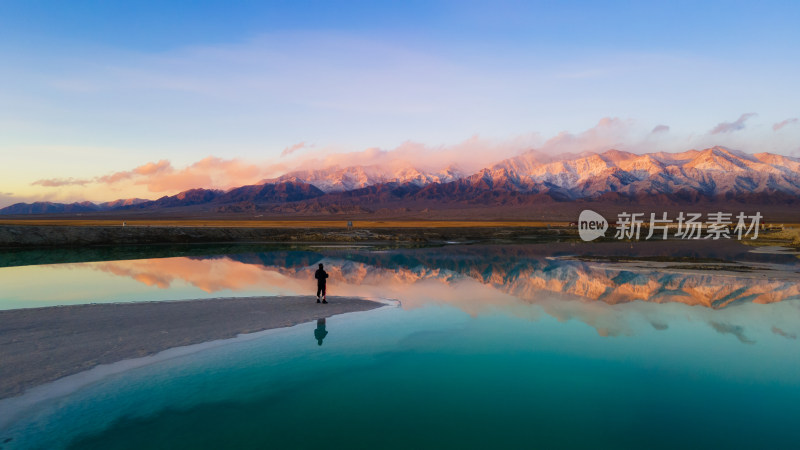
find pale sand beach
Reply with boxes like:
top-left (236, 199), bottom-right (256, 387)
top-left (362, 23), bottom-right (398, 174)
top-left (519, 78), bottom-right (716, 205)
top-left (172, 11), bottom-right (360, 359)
top-left (0, 296), bottom-right (383, 399)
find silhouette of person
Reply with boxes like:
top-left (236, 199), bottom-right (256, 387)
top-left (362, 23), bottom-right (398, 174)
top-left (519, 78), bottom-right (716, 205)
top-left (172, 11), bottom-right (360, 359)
top-left (315, 263), bottom-right (329, 303)
top-left (314, 318), bottom-right (328, 346)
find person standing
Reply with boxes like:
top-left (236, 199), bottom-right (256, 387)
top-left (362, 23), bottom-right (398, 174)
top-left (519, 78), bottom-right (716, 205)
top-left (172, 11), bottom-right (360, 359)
top-left (315, 263), bottom-right (329, 303)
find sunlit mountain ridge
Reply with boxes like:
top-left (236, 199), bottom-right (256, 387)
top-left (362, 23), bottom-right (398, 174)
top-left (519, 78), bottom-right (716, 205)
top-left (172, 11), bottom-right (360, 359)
top-left (3, 147), bottom-right (800, 215)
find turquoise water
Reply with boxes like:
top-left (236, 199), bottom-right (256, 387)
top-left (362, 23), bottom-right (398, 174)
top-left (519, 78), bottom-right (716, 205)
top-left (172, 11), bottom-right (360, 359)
top-left (1, 243), bottom-right (799, 449)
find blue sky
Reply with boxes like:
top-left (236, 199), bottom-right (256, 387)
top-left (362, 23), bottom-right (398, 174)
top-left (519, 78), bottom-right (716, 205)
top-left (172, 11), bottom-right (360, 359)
top-left (1, 0), bottom-right (799, 205)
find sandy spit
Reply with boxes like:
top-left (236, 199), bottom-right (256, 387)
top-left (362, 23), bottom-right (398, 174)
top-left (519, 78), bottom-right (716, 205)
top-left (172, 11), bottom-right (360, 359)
top-left (0, 296), bottom-right (382, 399)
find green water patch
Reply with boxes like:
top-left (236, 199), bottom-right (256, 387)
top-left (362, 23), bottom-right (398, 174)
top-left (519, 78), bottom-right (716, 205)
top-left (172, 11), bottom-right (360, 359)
top-left (4, 306), bottom-right (799, 450)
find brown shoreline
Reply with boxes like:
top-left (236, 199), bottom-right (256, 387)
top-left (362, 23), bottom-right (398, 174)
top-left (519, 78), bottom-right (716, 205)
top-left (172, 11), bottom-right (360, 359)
top-left (0, 224), bottom-right (570, 248)
top-left (0, 296), bottom-right (383, 399)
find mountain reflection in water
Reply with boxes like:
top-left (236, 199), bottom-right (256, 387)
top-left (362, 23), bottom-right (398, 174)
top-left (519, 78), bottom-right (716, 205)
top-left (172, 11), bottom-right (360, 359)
top-left (3, 242), bottom-right (799, 450)
top-left (78, 242), bottom-right (800, 339)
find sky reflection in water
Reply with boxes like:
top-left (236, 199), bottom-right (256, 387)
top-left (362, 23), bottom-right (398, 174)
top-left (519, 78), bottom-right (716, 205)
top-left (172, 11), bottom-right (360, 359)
top-left (1, 243), bottom-right (798, 341)
top-left (1, 243), bottom-right (800, 448)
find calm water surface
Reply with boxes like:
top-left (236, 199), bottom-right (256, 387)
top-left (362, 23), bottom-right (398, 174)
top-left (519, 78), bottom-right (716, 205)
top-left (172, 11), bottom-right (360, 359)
top-left (1, 242), bottom-right (799, 449)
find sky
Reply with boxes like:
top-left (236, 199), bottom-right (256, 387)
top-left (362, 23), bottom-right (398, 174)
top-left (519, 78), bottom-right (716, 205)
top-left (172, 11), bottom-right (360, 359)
top-left (1, 0), bottom-right (799, 206)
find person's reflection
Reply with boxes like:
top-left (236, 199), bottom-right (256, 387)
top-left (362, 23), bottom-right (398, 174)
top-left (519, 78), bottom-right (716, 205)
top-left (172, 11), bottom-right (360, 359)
top-left (314, 318), bottom-right (328, 346)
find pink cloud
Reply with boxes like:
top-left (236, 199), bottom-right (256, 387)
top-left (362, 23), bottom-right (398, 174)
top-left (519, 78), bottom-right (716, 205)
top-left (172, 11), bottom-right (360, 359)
top-left (87, 157), bottom-right (266, 193)
top-left (280, 141), bottom-right (308, 157)
top-left (139, 157), bottom-right (264, 192)
top-left (535, 117), bottom-right (634, 155)
top-left (773, 118), bottom-right (798, 131)
top-left (97, 160), bottom-right (173, 184)
top-left (710, 113), bottom-right (757, 134)
top-left (278, 134), bottom-right (540, 175)
top-left (31, 177), bottom-right (92, 187)
top-left (134, 159), bottom-right (172, 176)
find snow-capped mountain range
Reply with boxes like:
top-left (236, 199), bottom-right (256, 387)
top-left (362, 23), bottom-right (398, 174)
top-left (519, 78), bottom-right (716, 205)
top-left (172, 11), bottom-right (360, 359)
top-left (477, 146), bottom-right (800, 198)
top-left (262, 164), bottom-right (465, 192)
top-left (259, 146), bottom-right (800, 199)
top-left (3, 146), bottom-right (800, 215)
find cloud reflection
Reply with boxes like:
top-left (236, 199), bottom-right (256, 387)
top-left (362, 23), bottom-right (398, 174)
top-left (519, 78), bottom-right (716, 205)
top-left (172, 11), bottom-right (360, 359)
top-left (709, 321), bottom-right (756, 344)
top-left (80, 248), bottom-right (800, 340)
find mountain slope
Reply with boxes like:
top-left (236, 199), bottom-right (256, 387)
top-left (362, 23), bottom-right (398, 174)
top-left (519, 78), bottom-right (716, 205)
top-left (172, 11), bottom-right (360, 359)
top-left (121, 181), bottom-right (325, 212)
top-left (0, 202), bottom-right (101, 215)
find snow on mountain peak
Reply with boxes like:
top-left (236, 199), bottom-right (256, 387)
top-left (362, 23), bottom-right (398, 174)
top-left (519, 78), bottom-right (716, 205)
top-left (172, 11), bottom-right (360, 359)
top-left (483, 146), bottom-right (800, 197)
top-left (260, 147), bottom-right (800, 199)
top-left (263, 163), bottom-right (465, 192)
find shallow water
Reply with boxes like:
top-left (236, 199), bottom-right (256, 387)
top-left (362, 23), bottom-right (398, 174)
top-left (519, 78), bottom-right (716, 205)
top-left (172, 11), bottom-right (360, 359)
top-left (1, 242), bottom-right (799, 449)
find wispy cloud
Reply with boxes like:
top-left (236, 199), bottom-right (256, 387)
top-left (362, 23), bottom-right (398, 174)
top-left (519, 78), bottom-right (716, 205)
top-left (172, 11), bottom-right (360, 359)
top-left (32, 162), bottom-right (175, 187)
top-left (536, 117), bottom-right (634, 155)
top-left (31, 177), bottom-right (92, 187)
top-left (773, 118), bottom-right (798, 131)
top-left (30, 157), bottom-right (266, 194)
top-left (277, 132), bottom-right (542, 175)
top-left (97, 160), bottom-right (173, 184)
top-left (651, 124), bottom-right (670, 134)
top-left (281, 142), bottom-right (308, 157)
top-left (111, 157), bottom-right (264, 193)
top-left (710, 113), bottom-right (757, 134)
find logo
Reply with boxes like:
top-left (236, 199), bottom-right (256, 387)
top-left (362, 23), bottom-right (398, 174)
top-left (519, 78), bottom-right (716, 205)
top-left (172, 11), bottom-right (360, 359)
top-left (576, 210), bottom-right (763, 242)
top-left (578, 209), bottom-right (608, 241)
